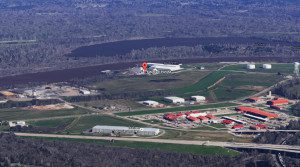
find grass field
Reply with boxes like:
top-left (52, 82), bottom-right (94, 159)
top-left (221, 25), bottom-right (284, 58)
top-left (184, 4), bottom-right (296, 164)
top-left (29, 118), bottom-right (75, 128)
top-left (19, 136), bottom-right (239, 156)
top-left (116, 102), bottom-right (238, 116)
top-left (0, 107), bottom-right (90, 121)
top-left (222, 63), bottom-right (294, 74)
top-left (173, 71), bottom-right (232, 95)
top-left (221, 73), bottom-right (282, 87)
top-left (65, 115), bottom-right (145, 134)
top-left (88, 70), bottom-right (211, 92)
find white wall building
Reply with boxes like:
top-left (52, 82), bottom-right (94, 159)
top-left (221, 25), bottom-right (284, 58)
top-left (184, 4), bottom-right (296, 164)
top-left (79, 89), bottom-right (91, 95)
top-left (263, 64), bottom-right (272, 69)
top-left (9, 121), bottom-right (27, 127)
top-left (130, 67), bottom-right (145, 75)
top-left (142, 100), bottom-right (159, 107)
top-left (164, 96), bottom-right (185, 104)
top-left (247, 64), bottom-right (256, 70)
top-left (147, 63), bottom-right (182, 72)
top-left (191, 96), bottom-right (206, 102)
top-left (92, 125), bottom-right (160, 136)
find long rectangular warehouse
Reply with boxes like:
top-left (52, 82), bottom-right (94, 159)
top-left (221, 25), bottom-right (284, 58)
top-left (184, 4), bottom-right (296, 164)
top-left (92, 125), bottom-right (160, 136)
top-left (236, 106), bottom-right (278, 119)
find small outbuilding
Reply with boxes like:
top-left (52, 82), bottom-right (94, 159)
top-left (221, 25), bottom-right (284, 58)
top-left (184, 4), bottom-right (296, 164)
top-left (263, 64), bottom-right (272, 69)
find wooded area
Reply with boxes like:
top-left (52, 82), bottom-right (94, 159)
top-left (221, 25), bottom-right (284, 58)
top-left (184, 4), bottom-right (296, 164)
top-left (0, 133), bottom-right (298, 167)
top-left (0, 0), bottom-right (299, 77)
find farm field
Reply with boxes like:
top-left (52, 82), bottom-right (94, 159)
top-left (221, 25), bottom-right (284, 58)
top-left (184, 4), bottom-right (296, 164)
top-left (19, 136), bottom-right (239, 156)
top-left (116, 102), bottom-right (238, 116)
top-left (0, 107), bottom-right (90, 121)
top-left (222, 63), bottom-right (294, 74)
top-left (65, 115), bottom-right (144, 134)
top-left (29, 118), bottom-right (75, 128)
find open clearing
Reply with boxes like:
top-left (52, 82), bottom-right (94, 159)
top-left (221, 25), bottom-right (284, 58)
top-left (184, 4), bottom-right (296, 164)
top-left (29, 118), bottom-right (75, 128)
top-left (88, 70), bottom-right (211, 92)
top-left (0, 107), bottom-right (90, 121)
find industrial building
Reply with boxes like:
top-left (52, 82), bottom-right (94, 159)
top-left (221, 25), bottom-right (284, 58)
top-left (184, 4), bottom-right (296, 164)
top-left (250, 124), bottom-right (267, 130)
top-left (232, 124), bottom-right (244, 129)
top-left (91, 125), bottom-right (160, 136)
top-left (263, 64), bottom-right (272, 69)
top-left (247, 64), bottom-right (256, 70)
top-left (147, 63), bottom-right (182, 72)
top-left (191, 96), bottom-right (206, 102)
top-left (164, 96), bottom-right (185, 104)
top-left (236, 106), bottom-right (278, 119)
top-left (222, 116), bottom-right (247, 125)
top-left (142, 100), bottom-right (159, 107)
top-left (245, 97), bottom-right (261, 103)
top-left (267, 98), bottom-right (289, 106)
top-left (9, 121), bottom-right (27, 127)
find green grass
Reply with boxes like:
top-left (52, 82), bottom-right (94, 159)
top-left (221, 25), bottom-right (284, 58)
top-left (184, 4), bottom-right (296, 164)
top-left (173, 71), bottom-right (232, 95)
top-left (213, 87), bottom-right (255, 101)
top-left (65, 115), bottom-right (145, 134)
top-left (221, 73), bottom-right (282, 87)
top-left (192, 126), bottom-right (217, 131)
top-left (29, 118), bottom-right (75, 128)
top-left (222, 63), bottom-right (294, 74)
top-left (209, 123), bottom-right (226, 128)
top-left (19, 136), bottom-right (239, 156)
top-left (143, 119), bottom-right (163, 124)
top-left (116, 102), bottom-right (238, 116)
top-left (0, 107), bottom-right (89, 121)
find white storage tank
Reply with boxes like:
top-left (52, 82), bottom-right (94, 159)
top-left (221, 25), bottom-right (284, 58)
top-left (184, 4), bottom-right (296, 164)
top-left (263, 64), bottom-right (272, 69)
top-left (247, 64), bottom-right (256, 70)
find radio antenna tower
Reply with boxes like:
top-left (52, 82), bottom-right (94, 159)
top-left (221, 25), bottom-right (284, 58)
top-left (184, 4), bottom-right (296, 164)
top-left (294, 62), bottom-right (300, 77)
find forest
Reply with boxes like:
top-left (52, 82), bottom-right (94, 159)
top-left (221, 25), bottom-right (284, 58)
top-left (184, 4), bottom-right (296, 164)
top-left (0, 133), bottom-right (299, 167)
top-left (0, 0), bottom-right (299, 77)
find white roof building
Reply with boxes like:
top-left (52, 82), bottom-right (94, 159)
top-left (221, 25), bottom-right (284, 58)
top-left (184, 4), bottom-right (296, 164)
top-left (164, 96), bottom-right (185, 104)
top-left (80, 89), bottom-right (91, 95)
top-left (142, 100), bottom-right (159, 106)
top-left (92, 125), bottom-right (160, 136)
top-left (247, 64), bottom-right (256, 70)
top-left (147, 63), bottom-right (182, 71)
top-left (9, 121), bottom-right (27, 127)
top-left (191, 96), bottom-right (206, 102)
top-left (263, 64), bottom-right (272, 69)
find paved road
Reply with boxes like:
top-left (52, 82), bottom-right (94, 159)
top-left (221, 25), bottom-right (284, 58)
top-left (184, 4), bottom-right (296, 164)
top-left (15, 133), bottom-right (300, 154)
top-left (232, 130), bottom-right (300, 133)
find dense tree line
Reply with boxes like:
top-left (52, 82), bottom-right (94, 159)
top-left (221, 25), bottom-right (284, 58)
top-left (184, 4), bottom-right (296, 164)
top-left (0, 99), bottom-right (63, 109)
top-left (273, 79), bottom-right (300, 99)
top-left (0, 0), bottom-right (299, 77)
top-left (0, 133), bottom-right (299, 167)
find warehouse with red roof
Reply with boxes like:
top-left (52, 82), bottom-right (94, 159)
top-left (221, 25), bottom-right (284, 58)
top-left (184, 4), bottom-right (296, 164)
top-left (267, 98), bottom-right (289, 106)
top-left (236, 106), bottom-right (278, 119)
